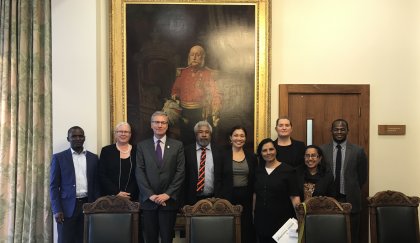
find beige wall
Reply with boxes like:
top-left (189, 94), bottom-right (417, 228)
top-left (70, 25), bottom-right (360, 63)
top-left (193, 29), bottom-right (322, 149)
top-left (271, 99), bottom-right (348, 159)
top-left (272, 0), bottom-right (420, 196)
top-left (52, 0), bottom-right (420, 230)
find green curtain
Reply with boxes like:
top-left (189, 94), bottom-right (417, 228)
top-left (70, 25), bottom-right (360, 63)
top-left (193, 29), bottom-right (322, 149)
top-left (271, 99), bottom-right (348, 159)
top-left (0, 0), bottom-right (52, 242)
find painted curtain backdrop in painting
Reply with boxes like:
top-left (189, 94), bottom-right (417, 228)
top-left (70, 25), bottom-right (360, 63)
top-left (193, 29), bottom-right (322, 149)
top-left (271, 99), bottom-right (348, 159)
top-left (125, 4), bottom-right (255, 149)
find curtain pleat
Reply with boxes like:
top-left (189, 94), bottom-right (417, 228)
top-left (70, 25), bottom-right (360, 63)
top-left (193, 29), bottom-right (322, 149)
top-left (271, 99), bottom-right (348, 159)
top-left (0, 0), bottom-right (52, 242)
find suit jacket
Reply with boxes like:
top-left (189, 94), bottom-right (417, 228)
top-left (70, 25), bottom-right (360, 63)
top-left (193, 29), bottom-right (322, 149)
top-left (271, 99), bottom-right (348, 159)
top-left (183, 143), bottom-right (223, 205)
top-left (98, 144), bottom-right (139, 200)
top-left (135, 137), bottom-right (185, 210)
top-left (49, 148), bottom-right (100, 217)
top-left (320, 141), bottom-right (368, 212)
top-left (221, 148), bottom-right (257, 202)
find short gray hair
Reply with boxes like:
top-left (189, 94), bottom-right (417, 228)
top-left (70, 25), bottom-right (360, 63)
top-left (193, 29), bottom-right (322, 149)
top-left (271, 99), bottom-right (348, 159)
top-left (115, 122), bottom-right (131, 132)
top-left (151, 111), bottom-right (168, 122)
top-left (193, 120), bottom-right (212, 133)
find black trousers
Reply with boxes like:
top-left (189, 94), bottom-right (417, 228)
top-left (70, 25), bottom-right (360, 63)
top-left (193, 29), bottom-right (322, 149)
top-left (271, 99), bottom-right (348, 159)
top-left (336, 194), bottom-right (360, 243)
top-left (142, 209), bottom-right (177, 243)
top-left (232, 186), bottom-right (256, 243)
top-left (57, 197), bottom-right (87, 243)
top-left (350, 212), bottom-right (361, 243)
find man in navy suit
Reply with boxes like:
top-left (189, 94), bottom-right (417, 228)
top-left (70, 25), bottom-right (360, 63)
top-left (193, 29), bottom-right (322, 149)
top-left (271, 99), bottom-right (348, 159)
top-left (184, 120), bottom-right (223, 205)
top-left (50, 126), bottom-right (100, 243)
top-left (136, 111), bottom-right (185, 243)
top-left (320, 119), bottom-right (367, 243)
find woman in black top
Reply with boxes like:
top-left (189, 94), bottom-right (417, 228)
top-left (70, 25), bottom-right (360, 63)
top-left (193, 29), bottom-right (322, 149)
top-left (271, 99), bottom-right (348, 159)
top-left (254, 138), bottom-right (300, 243)
top-left (98, 122), bottom-right (138, 200)
top-left (221, 125), bottom-right (257, 243)
top-left (274, 117), bottom-right (306, 168)
top-left (296, 145), bottom-right (334, 201)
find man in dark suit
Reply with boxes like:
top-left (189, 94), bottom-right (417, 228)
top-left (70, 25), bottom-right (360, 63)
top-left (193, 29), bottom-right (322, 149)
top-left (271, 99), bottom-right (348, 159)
top-left (184, 120), bottom-right (223, 205)
top-left (135, 111), bottom-right (185, 243)
top-left (50, 126), bottom-right (100, 243)
top-left (320, 119), bottom-right (368, 243)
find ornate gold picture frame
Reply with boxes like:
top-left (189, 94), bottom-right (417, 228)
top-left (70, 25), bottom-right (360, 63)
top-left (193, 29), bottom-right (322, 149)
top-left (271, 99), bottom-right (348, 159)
top-left (110, 0), bottom-right (271, 149)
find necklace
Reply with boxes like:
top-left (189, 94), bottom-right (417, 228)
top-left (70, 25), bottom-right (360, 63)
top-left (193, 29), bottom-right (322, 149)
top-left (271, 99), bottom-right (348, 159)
top-left (233, 158), bottom-right (245, 163)
top-left (116, 143), bottom-right (131, 154)
top-left (118, 156), bottom-right (132, 192)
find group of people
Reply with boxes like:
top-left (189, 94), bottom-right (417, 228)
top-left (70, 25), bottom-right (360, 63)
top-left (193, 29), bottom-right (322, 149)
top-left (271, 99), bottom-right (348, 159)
top-left (49, 113), bottom-right (367, 243)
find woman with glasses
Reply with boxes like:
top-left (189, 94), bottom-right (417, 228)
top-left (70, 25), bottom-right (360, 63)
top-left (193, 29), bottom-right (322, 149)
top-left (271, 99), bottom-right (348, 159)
top-left (296, 145), bottom-right (334, 201)
top-left (98, 122), bottom-right (139, 201)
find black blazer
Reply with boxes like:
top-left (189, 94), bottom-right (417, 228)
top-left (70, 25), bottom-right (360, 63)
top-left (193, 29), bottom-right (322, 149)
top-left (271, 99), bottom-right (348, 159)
top-left (221, 148), bottom-right (257, 202)
top-left (98, 144), bottom-right (139, 200)
top-left (295, 165), bottom-right (335, 201)
top-left (183, 143), bottom-right (224, 205)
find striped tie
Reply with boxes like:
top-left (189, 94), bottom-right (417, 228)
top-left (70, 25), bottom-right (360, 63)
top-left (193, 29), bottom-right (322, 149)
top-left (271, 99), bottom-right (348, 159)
top-left (196, 147), bottom-right (206, 192)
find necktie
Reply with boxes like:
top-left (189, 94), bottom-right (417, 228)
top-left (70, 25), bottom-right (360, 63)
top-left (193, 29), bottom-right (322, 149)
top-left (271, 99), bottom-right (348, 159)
top-left (196, 147), bottom-right (206, 192)
top-left (156, 140), bottom-right (163, 167)
top-left (335, 144), bottom-right (342, 194)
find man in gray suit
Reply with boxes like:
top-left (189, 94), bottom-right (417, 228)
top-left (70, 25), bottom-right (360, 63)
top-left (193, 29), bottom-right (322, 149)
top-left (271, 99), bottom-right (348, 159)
top-left (320, 119), bottom-right (367, 243)
top-left (136, 111), bottom-right (185, 243)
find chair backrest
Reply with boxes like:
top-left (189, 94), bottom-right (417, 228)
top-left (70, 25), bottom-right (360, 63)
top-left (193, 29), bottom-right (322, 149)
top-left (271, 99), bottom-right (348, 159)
top-left (296, 196), bottom-right (352, 243)
top-left (367, 190), bottom-right (420, 243)
top-left (182, 197), bottom-right (243, 243)
top-left (82, 196), bottom-right (140, 243)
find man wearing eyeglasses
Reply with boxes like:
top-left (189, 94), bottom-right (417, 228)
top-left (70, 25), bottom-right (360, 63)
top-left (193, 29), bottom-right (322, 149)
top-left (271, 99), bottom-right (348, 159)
top-left (135, 111), bottom-right (185, 243)
top-left (320, 119), bottom-right (367, 243)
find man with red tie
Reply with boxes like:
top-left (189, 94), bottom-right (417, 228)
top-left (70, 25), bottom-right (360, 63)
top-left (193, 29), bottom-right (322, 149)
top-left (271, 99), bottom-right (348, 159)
top-left (183, 120), bottom-right (223, 205)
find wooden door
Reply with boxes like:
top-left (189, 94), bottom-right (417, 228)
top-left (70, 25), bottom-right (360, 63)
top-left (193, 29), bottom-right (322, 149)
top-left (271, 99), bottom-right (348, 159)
top-left (279, 84), bottom-right (370, 243)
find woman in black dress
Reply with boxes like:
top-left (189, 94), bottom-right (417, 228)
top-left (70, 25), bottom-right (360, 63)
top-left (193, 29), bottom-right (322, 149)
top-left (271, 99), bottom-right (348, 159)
top-left (221, 125), bottom-right (257, 243)
top-left (254, 138), bottom-right (300, 243)
top-left (296, 145), bottom-right (334, 201)
top-left (98, 122), bottom-right (138, 200)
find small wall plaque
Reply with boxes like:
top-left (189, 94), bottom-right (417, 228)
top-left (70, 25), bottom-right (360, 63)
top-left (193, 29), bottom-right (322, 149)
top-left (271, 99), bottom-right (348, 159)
top-left (378, 125), bottom-right (406, 135)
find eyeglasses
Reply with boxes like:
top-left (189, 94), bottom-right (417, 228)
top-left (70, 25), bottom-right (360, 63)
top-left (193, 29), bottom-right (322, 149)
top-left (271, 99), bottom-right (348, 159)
top-left (152, 121), bottom-right (168, 125)
top-left (304, 154), bottom-right (319, 159)
top-left (116, 131), bottom-right (131, 134)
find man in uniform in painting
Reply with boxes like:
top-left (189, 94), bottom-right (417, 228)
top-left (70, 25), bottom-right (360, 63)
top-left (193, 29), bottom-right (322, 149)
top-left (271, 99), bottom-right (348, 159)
top-left (170, 44), bottom-right (222, 145)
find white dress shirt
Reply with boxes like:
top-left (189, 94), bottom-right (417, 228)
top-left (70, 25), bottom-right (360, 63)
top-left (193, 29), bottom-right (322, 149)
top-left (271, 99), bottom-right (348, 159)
top-left (196, 143), bottom-right (214, 195)
top-left (71, 148), bottom-right (88, 198)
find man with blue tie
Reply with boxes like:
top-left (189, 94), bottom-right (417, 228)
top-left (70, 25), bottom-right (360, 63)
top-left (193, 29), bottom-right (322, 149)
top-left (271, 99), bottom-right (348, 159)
top-left (50, 126), bottom-right (100, 243)
top-left (136, 111), bottom-right (185, 243)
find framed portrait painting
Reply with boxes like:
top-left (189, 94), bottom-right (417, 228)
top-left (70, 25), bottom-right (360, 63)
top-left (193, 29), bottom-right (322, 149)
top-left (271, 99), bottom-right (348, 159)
top-left (110, 0), bottom-right (271, 150)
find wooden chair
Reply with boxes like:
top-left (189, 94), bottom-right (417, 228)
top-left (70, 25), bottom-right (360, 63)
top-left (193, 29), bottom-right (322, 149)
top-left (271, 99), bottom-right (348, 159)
top-left (182, 197), bottom-right (242, 243)
top-left (367, 190), bottom-right (420, 243)
top-left (296, 196), bottom-right (352, 243)
top-left (82, 195), bottom-right (140, 243)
